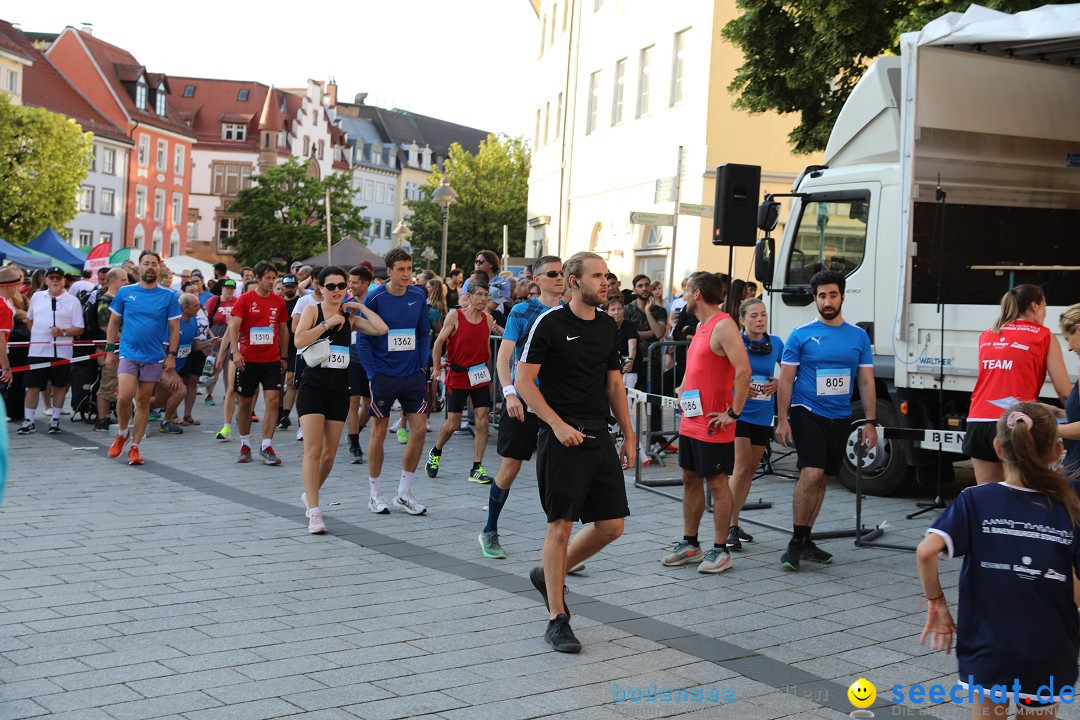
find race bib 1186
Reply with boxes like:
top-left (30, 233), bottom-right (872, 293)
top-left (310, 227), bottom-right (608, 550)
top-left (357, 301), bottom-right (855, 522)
top-left (680, 389), bottom-right (703, 417)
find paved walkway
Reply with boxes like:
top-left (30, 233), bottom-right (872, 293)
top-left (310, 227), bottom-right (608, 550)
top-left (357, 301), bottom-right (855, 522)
top-left (0, 399), bottom-right (991, 719)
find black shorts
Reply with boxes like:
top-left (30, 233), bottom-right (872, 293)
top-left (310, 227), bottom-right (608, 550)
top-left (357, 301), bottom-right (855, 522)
top-left (735, 420), bottom-right (773, 446)
top-left (678, 435), bottom-right (735, 477)
top-left (789, 405), bottom-right (850, 476)
top-left (962, 421), bottom-right (999, 463)
top-left (25, 356), bottom-right (71, 389)
top-left (235, 361), bottom-right (282, 397)
top-left (348, 360), bottom-right (370, 397)
top-left (446, 385), bottom-right (492, 413)
top-left (179, 350), bottom-right (204, 379)
top-left (369, 370), bottom-right (427, 416)
top-left (296, 382), bottom-right (349, 422)
top-left (497, 406), bottom-right (540, 461)
top-left (536, 425), bottom-right (630, 524)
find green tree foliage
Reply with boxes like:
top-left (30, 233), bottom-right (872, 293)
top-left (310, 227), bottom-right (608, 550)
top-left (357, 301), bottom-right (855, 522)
top-left (0, 94), bottom-right (93, 244)
top-left (723, 0), bottom-right (1069, 154)
top-left (225, 157), bottom-right (367, 267)
top-left (405, 134), bottom-right (530, 272)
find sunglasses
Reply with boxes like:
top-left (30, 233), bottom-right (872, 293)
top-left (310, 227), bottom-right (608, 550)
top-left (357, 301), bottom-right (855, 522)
top-left (541, 270), bottom-right (563, 278)
top-left (322, 282), bottom-right (347, 291)
top-left (474, 258), bottom-right (488, 265)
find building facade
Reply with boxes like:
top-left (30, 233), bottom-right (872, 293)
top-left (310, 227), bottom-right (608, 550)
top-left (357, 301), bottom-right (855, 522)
top-left (527, 0), bottom-right (821, 290)
top-left (335, 106), bottom-right (400, 255)
top-left (0, 23), bottom-right (31, 106)
top-left (46, 27), bottom-right (197, 257)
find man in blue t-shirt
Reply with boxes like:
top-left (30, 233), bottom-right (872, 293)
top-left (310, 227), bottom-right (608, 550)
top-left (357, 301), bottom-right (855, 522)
top-left (356, 248), bottom-right (431, 516)
top-left (477, 255), bottom-right (563, 561)
top-left (105, 250), bottom-right (181, 466)
top-left (774, 269), bottom-right (878, 571)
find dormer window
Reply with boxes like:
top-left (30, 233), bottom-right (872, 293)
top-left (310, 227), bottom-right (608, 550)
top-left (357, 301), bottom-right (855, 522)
top-left (421, 146), bottom-right (432, 171)
top-left (155, 86), bottom-right (166, 116)
top-left (222, 123), bottom-right (247, 141)
top-left (407, 142), bottom-right (419, 167)
top-left (136, 80), bottom-right (147, 110)
top-left (371, 142), bottom-right (381, 165)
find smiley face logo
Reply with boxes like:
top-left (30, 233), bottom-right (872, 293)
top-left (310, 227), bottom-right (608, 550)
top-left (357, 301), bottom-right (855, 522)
top-left (848, 678), bottom-right (876, 709)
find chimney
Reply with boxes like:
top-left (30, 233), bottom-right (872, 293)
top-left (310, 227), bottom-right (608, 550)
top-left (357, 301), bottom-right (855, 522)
top-left (354, 92), bottom-right (368, 105)
top-left (326, 78), bottom-right (337, 108)
top-left (80, 22), bottom-right (94, 35)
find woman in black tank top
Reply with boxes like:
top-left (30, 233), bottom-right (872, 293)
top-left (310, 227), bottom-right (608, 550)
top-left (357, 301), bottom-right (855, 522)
top-left (293, 266), bottom-right (387, 534)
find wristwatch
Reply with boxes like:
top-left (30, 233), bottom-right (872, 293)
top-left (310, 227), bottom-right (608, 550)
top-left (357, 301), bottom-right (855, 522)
top-left (166, 350), bottom-right (177, 357)
top-left (727, 408), bottom-right (741, 420)
top-left (61, 328), bottom-right (67, 337)
top-left (864, 419), bottom-right (880, 427)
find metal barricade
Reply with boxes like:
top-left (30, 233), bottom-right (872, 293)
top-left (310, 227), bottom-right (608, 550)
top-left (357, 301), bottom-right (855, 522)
top-left (640, 340), bottom-right (690, 467)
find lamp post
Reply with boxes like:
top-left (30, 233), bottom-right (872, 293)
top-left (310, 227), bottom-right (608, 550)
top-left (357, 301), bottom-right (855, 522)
top-left (430, 176), bottom-right (457, 278)
top-left (391, 218), bottom-right (413, 249)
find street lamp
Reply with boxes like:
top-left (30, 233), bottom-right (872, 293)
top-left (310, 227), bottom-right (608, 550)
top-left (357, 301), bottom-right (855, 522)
top-left (391, 218), bottom-right (413, 248)
top-left (430, 176), bottom-right (457, 277)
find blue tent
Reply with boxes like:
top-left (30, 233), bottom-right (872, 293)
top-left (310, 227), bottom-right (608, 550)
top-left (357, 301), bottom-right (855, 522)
top-left (0, 237), bottom-right (53, 270)
top-left (27, 228), bottom-right (86, 269)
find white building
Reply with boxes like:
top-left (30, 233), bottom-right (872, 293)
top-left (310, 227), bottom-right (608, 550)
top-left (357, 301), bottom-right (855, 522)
top-left (336, 108), bottom-right (400, 255)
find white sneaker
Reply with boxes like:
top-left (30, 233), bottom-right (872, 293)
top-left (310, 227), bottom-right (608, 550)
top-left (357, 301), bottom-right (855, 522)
top-left (307, 509), bottom-right (326, 534)
top-left (368, 494), bottom-right (390, 514)
top-left (295, 427), bottom-right (303, 441)
top-left (392, 494), bottom-right (427, 515)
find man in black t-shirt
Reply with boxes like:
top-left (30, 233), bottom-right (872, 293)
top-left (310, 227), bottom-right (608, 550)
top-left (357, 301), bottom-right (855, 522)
top-left (516, 251), bottom-right (635, 654)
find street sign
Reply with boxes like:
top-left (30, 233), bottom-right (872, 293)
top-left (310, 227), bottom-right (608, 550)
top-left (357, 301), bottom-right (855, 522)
top-left (629, 211), bottom-right (675, 226)
top-left (654, 177), bottom-right (676, 203)
top-left (678, 202), bottom-right (714, 218)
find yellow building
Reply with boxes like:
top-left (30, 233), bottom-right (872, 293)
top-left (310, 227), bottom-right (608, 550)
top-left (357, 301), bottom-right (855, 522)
top-left (526, 0), bottom-right (822, 293)
top-left (0, 28), bottom-right (33, 105)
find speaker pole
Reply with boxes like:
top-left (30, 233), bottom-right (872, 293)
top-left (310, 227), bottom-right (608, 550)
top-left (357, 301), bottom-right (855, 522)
top-left (667, 145), bottom-right (683, 304)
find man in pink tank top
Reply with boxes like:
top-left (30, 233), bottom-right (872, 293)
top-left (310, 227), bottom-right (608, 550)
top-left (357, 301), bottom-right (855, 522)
top-left (662, 272), bottom-right (750, 574)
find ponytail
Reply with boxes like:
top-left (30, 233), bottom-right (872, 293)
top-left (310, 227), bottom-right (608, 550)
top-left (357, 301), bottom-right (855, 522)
top-left (992, 284), bottom-right (1044, 334)
top-left (996, 402), bottom-right (1080, 526)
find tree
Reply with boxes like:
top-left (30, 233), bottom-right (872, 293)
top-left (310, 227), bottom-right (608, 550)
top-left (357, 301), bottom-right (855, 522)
top-left (405, 134), bottom-right (530, 273)
top-left (225, 157), bottom-right (367, 267)
top-left (0, 94), bottom-right (93, 244)
top-left (723, 0), bottom-right (1069, 154)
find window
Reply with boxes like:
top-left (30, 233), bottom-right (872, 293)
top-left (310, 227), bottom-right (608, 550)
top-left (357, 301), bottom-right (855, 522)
top-left (543, 101), bottom-right (550, 147)
top-left (100, 232), bottom-right (113, 247)
top-left (313, 110), bottom-right (319, 125)
top-left (785, 194), bottom-right (870, 285)
top-left (78, 230), bottom-right (93, 248)
top-left (183, 85), bottom-right (195, 97)
top-left (586, 71), bottom-right (601, 135)
top-left (387, 183), bottom-right (395, 202)
top-left (637, 46), bottom-right (653, 117)
top-left (174, 146), bottom-right (184, 175)
top-left (212, 163), bottom-right (253, 195)
top-left (372, 218), bottom-right (381, 238)
top-left (549, 5), bottom-right (556, 46)
top-left (671, 28), bottom-right (689, 106)
top-left (554, 93), bottom-right (562, 139)
top-left (222, 123), bottom-right (247, 141)
top-left (375, 182), bottom-right (385, 204)
top-left (169, 236), bottom-right (179, 258)
top-left (103, 148), bottom-right (116, 175)
top-left (101, 189), bottom-right (115, 215)
top-left (79, 186), bottom-right (94, 213)
top-left (217, 216), bottom-right (238, 250)
top-left (364, 180), bottom-right (374, 202)
top-left (89, 145), bottom-right (97, 172)
top-left (384, 220), bottom-right (392, 238)
top-left (152, 228), bottom-right (162, 254)
top-left (534, 108), bottom-right (541, 148)
top-left (540, 15), bottom-right (547, 56)
top-left (136, 81), bottom-right (147, 110)
top-left (318, 140), bottom-right (325, 160)
top-left (303, 136), bottom-right (311, 156)
top-left (155, 87), bottom-right (166, 116)
top-left (171, 193), bottom-right (182, 225)
top-left (137, 136), bottom-right (149, 166)
top-left (156, 140), bottom-right (167, 171)
top-left (154, 189), bottom-right (166, 222)
top-left (135, 186), bottom-right (147, 218)
top-left (562, 0), bottom-right (568, 31)
top-left (4, 68), bottom-right (17, 94)
top-left (612, 58), bottom-right (626, 125)
top-left (237, 88), bottom-right (249, 101)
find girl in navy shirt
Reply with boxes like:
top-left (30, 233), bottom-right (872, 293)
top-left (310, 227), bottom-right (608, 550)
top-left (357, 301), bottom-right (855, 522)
top-left (917, 402), bottom-right (1080, 716)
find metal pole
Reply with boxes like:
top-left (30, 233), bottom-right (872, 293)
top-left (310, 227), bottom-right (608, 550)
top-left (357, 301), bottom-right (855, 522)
top-left (502, 225), bottom-right (509, 270)
top-left (667, 145), bottom-right (683, 305)
top-left (440, 204), bottom-right (450, 278)
top-left (325, 186), bottom-right (332, 264)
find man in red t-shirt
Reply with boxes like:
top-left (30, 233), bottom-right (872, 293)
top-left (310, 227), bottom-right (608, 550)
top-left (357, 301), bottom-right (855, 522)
top-left (425, 282), bottom-right (496, 484)
top-left (223, 261), bottom-right (289, 465)
top-left (0, 266), bottom-right (18, 386)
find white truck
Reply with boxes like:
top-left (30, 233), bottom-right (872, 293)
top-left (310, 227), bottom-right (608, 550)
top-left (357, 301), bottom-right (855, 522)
top-left (751, 4), bottom-right (1080, 495)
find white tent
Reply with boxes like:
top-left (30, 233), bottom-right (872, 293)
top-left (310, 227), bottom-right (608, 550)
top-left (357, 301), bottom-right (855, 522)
top-left (163, 255), bottom-right (241, 286)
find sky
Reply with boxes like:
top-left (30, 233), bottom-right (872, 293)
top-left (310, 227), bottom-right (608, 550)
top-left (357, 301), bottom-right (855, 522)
top-left (7, 0), bottom-right (538, 138)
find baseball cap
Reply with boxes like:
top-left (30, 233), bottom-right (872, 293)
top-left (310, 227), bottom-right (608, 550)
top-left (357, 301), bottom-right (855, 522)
top-left (290, 261), bottom-right (302, 270)
top-left (45, 266), bottom-right (65, 277)
top-left (358, 261), bottom-right (374, 271)
top-left (282, 275), bottom-right (298, 286)
top-left (488, 286), bottom-right (505, 302)
top-left (222, 279), bottom-right (237, 288)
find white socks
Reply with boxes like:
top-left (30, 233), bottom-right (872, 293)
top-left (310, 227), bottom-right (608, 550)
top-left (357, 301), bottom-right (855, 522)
top-left (370, 475), bottom-right (381, 497)
top-left (398, 471), bottom-right (414, 499)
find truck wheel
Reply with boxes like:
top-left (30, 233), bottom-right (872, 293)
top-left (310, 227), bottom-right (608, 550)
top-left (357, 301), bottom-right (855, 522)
top-left (836, 400), bottom-right (912, 496)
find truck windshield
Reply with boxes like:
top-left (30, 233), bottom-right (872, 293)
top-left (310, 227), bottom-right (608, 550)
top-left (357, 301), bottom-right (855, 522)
top-left (786, 198), bottom-right (869, 285)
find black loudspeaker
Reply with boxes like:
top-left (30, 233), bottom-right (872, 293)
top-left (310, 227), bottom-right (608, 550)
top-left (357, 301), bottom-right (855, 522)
top-left (712, 163), bottom-right (761, 247)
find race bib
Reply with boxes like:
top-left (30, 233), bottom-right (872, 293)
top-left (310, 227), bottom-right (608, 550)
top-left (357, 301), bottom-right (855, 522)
top-left (388, 329), bottom-right (415, 352)
top-left (749, 374), bottom-right (771, 401)
top-left (250, 326), bottom-right (274, 345)
top-left (816, 368), bottom-right (849, 396)
top-left (326, 345), bottom-right (350, 369)
top-left (468, 363), bottom-right (491, 386)
top-left (177, 344), bottom-right (191, 359)
top-left (680, 389), bottom-right (703, 417)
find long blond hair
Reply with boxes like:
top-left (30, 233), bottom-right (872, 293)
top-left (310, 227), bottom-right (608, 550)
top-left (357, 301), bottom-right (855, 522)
top-left (992, 284), bottom-right (1044, 334)
top-left (427, 276), bottom-right (447, 316)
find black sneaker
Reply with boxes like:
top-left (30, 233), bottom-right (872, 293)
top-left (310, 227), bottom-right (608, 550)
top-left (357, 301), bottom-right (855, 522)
top-left (529, 566), bottom-right (570, 619)
top-left (801, 540), bottom-right (834, 564)
top-left (94, 418), bottom-right (111, 432)
top-left (17, 420), bottom-right (34, 435)
top-left (349, 444), bottom-right (365, 464)
top-left (277, 413), bottom-right (291, 430)
top-left (780, 541), bottom-right (802, 571)
top-left (48, 419), bottom-right (62, 434)
top-left (544, 613), bottom-right (581, 653)
top-left (734, 525), bottom-right (753, 543)
top-left (726, 527), bottom-right (743, 552)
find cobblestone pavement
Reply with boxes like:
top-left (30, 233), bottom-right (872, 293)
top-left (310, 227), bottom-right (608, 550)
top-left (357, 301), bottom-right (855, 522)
top-left (0, 398), bottom-right (1031, 720)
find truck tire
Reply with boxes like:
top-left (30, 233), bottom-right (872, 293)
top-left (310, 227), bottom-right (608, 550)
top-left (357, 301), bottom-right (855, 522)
top-left (836, 399), bottom-right (912, 496)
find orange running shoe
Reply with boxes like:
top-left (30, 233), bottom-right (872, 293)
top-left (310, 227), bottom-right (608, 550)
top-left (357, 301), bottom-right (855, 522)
top-left (108, 433), bottom-right (128, 458)
top-left (128, 446), bottom-right (144, 466)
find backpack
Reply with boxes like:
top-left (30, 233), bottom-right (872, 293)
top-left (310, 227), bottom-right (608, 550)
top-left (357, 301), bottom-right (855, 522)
top-left (82, 295), bottom-right (105, 342)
